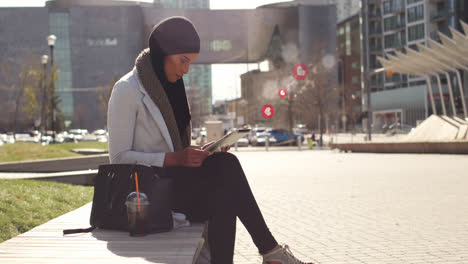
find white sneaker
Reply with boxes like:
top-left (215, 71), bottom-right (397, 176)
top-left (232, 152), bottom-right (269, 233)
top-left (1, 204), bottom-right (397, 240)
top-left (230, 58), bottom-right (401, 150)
top-left (262, 244), bottom-right (314, 264)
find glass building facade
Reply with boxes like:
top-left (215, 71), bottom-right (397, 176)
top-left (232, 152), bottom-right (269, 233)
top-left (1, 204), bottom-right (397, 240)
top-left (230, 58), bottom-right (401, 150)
top-left (49, 11), bottom-right (74, 123)
top-left (361, 0), bottom-right (468, 126)
top-left (159, 0), bottom-right (212, 117)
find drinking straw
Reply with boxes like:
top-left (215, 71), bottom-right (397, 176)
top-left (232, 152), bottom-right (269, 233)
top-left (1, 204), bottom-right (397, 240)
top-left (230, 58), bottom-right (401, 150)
top-left (134, 171), bottom-right (141, 213)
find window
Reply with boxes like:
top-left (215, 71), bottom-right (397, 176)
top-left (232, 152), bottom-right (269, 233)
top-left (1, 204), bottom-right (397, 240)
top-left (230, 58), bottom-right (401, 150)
top-left (346, 39), bottom-right (351, 56)
top-left (351, 62), bottom-right (359, 69)
top-left (384, 33), bottom-right (400, 49)
top-left (352, 76), bottom-right (360, 84)
top-left (383, 0), bottom-right (405, 15)
top-left (384, 14), bottom-right (405, 31)
top-left (338, 26), bottom-right (344, 35)
top-left (407, 5), bottom-right (424, 23)
top-left (407, 0), bottom-right (422, 5)
top-left (408, 23), bottom-right (425, 41)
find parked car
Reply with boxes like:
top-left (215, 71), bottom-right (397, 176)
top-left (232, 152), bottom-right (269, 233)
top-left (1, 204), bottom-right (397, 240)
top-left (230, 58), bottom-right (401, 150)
top-left (58, 131), bottom-right (74, 142)
top-left (268, 129), bottom-right (304, 145)
top-left (81, 129), bottom-right (108, 142)
top-left (234, 135), bottom-right (249, 147)
top-left (92, 129), bottom-right (108, 142)
top-left (293, 124), bottom-right (309, 135)
top-left (248, 127), bottom-right (271, 145)
top-left (14, 133), bottom-right (39, 143)
top-left (251, 132), bottom-right (277, 146)
top-left (1, 132), bottom-right (16, 144)
top-left (68, 129), bottom-right (89, 141)
top-left (40, 135), bottom-right (52, 145)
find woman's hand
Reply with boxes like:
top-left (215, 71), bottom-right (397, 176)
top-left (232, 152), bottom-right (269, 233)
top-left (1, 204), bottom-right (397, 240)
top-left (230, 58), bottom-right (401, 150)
top-left (202, 141), bottom-right (215, 150)
top-left (220, 146), bottom-right (230, 152)
top-left (163, 146), bottom-right (210, 167)
top-left (202, 142), bottom-right (230, 152)
top-left (178, 146), bottom-right (211, 167)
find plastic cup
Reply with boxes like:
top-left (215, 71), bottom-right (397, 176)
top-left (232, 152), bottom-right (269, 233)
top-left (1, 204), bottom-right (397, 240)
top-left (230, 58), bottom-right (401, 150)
top-left (125, 192), bottom-right (150, 237)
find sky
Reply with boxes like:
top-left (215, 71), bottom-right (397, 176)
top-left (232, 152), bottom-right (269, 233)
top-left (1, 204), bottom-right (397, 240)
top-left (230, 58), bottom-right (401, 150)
top-left (0, 0), bottom-right (292, 103)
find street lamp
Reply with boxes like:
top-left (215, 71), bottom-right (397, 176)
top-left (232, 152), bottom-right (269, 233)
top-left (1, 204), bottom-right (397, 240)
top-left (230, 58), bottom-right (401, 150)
top-left (338, 58), bottom-right (346, 132)
top-left (40, 55), bottom-right (48, 142)
top-left (363, 67), bottom-right (385, 141)
top-left (47, 34), bottom-right (56, 143)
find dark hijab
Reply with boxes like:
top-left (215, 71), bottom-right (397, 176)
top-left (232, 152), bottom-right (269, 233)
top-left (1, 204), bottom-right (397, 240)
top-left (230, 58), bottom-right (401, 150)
top-left (148, 17), bottom-right (200, 142)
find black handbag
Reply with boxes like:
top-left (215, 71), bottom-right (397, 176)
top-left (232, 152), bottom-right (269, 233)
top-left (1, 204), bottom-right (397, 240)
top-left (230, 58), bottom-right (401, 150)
top-left (63, 164), bottom-right (174, 235)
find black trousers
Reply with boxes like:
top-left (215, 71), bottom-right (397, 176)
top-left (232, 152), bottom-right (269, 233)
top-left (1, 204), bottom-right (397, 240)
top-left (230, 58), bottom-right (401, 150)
top-left (171, 152), bottom-right (278, 264)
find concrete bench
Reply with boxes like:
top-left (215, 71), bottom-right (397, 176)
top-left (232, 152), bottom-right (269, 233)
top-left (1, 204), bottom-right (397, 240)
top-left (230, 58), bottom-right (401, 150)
top-left (0, 203), bottom-right (209, 264)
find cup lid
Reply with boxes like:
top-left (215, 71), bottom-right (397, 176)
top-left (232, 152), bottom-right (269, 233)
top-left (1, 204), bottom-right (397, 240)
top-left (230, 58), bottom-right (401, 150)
top-left (126, 192), bottom-right (150, 205)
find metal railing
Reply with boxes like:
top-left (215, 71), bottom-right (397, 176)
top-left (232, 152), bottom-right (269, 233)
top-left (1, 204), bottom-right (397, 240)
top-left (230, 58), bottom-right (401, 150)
top-left (431, 10), bottom-right (448, 21)
top-left (369, 28), bottom-right (383, 36)
top-left (384, 5), bottom-right (405, 15)
top-left (370, 44), bottom-right (383, 52)
top-left (385, 23), bottom-right (406, 31)
top-left (369, 11), bottom-right (382, 19)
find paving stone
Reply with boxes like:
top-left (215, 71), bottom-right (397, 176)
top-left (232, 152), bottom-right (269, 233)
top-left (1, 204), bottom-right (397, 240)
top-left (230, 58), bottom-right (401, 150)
top-left (229, 150), bottom-right (468, 264)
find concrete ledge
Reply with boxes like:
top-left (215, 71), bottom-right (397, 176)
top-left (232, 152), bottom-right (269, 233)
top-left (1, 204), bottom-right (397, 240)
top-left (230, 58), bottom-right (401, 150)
top-left (70, 148), bottom-right (108, 155)
top-left (0, 154), bottom-right (109, 173)
top-left (331, 141), bottom-right (468, 154)
top-left (0, 170), bottom-right (98, 186)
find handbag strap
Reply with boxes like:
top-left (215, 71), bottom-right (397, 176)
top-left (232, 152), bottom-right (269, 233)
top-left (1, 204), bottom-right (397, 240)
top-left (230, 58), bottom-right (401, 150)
top-left (63, 226), bottom-right (97, 235)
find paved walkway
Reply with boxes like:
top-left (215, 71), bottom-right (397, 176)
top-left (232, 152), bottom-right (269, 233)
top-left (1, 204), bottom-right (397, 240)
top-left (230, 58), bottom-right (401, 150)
top-left (232, 150), bottom-right (468, 264)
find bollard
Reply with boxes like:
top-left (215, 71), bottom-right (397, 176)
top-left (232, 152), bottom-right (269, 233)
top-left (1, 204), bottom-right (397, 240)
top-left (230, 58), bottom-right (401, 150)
top-left (308, 138), bottom-right (313, 150)
top-left (234, 141), bottom-right (238, 151)
top-left (265, 136), bottom-right (269, 151)
top-left (297, 136), bottom-right (301, 151)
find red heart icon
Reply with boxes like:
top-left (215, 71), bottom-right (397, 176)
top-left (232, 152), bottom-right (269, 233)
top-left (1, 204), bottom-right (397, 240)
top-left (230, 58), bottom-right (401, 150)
top-left (293, 63), bottom-right (309, 80)
top-left (261, 104), bottom-right (275, 119)
top-left (279, 89), bottom-right (287, 98)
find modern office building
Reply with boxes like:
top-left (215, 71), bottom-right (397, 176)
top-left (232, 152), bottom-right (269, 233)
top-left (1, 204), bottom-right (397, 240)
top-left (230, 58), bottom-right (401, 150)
top-left (337, 14), bottom-right (362, 131)
top-left (361, 0), bottom-right (468, 129)
top-left (283, 0), bottom-right (360, 22)
top-left (0, 0), bottom-right (336, 131)
top-left (240, 2), bottom-right (337, 129)
top-left (159, 0), bottom-right (212, 118)
top-left (159, 0), bottom-right (208, 9)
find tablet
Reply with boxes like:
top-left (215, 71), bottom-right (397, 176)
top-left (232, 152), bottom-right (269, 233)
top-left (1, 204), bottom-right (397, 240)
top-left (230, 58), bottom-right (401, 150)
top-left (204, 128), bottom-right (251, 152)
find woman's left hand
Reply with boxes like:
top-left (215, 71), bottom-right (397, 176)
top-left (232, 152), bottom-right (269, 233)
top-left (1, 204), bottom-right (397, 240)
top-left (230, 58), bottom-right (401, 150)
top-left (220, 146), bottom-right (230, 152)
top-left (201, 142), bottom-right (230, 152)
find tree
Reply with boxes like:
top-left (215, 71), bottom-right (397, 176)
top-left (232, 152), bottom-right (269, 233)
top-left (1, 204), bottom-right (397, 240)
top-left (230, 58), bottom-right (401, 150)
top-left (8, 54), bottom-right (43, 136)
top-left (98, 75), bottom-right (120, 128)
top-left (270, 42), bottom-right (339, 146)
top-left (294, 56), bottom-right (340, 146)
top-left (0, 59), bottom-right (18, 132)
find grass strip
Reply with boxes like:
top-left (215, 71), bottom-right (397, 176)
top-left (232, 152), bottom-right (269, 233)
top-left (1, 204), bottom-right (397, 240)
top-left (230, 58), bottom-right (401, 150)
top-left (0, 179), bottom-right (94, 243)
top-left (0, 142), bottom-right (108, 162)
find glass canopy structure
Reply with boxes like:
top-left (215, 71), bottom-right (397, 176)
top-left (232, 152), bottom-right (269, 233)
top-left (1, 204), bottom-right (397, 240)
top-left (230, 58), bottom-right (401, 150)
top-left (377, 20), bottom-right (468, 119)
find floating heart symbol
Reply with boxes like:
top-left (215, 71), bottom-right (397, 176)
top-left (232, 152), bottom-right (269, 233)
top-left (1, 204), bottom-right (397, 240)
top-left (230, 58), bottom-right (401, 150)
top-left (261, 104), bottom-right (274, 119)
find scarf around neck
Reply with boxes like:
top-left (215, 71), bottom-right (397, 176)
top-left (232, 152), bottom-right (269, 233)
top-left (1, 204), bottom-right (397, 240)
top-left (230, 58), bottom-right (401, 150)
top-left (135, 49), bottom-right (191, 152)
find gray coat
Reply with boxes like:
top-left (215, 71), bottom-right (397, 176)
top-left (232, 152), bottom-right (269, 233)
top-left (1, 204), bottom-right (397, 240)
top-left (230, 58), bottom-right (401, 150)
top-left (107, 49), bottom-right (191, 166)
top-left (107, 67), bottom-right (173, 167)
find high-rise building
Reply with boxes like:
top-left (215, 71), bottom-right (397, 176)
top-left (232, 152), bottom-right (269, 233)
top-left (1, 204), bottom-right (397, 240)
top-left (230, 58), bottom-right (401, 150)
top-left (158, 0), bottom-right (212, 119)
top-left (337, 14), bottom-right (362, 131)
top-left (285, 0), bottom-right (360, 22)
top-left (361, 0), bottom-right (468, 128)
top-left (158, 0), bottom-right (208, 9)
